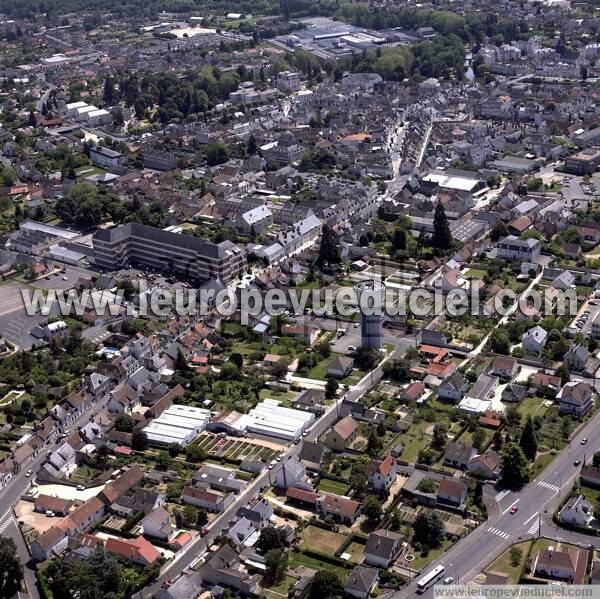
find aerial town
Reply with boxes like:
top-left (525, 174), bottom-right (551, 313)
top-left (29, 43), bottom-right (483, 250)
top-left (0, 0), bottom-right (599, 598)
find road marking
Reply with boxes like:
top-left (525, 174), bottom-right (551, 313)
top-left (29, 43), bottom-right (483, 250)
top-left (502, 498), bottom-right (520, 515)
top-left (494, 490), bottom-right (510, 502)
top-left (528, 520), bottom-right (540, 535)
top-left (0, 515), bottom-right (15, 534)
top-left (487, 527), bottom-right (510, 539)
top-left (537, 481), bottom-right (560, 492)
top-left (523, 511), bottom-right (539, 526)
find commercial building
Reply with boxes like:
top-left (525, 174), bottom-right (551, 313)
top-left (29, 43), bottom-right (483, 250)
top-left (90, 146), bottom-right (125, 169)
top-left (142, 150), bottom-right (177, 171)
top-left (246, 399), bottom-right (315, 442)
top-left (355, 280), bottom-right (384, 349)
top-left (93, 223), bottom-right (245, 283)
top-left (564, 148), bottom-right (600, 175)
top-left (143, 404), bottom-right (211, 447)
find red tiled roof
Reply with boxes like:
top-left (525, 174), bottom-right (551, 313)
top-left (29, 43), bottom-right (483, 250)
top-left (105, 536), bottom-right (160, 564)
top-left (286, 487), bottom-right (319, 504)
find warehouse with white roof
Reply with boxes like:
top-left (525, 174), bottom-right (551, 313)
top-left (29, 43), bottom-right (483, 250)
top-left (143, 404), bottom-right (211, 447)
top-left (246, 399), bottom-right (314, 442)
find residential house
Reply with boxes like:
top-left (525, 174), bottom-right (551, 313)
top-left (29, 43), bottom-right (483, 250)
top-left (557, 381), bottom-right (594, 416)
top-left (105, 536), bottom-right (161, 566)
top-left (98, 465), bottom-right (145, 505)
top-left (551, 271), bottom-right (576, 291)
top-left (467, 450), bottom-right (501, 479)
top-left (182, 486), bottom-right (234, 512)
top-left (497, 235), bottom-right (541, 261)
top-left (324, 415), bottom-right (358, 452)
top-left (227, 517), bottom-right (259, 550)
top-left (438, 372), bottom-right (469, 402)
top-left (401, 382), bottom-right (426, 402)
top-left (530, 372), bottom-right (561, 396)
top-left (317, 493), bottom-right (361, 525)
top-left (502, 383), bottom-right (527, 403)
top-left (443, 441), bottom-right (476, 469)
top-left (488, 356), bottom-right (518, 382)
top-left (564, 344), bottom-right (590, 371)
top-left (364, 529), bottom-right (404, 568)
top-left (154, 571), bottom-right (203, 599)
top-left (198, 545), bottom-right (260, 595)
top-left (34, 495), bottom-right (73, 516)
top-left (522, 326), bottom-right (548, 355)
top-left (559, 495), bottom-right (594, 527)
top-left (533, 546), bottom-right (588, 584)
top-left (344, 566), bottom-right (379, 599)
top-left (299, 441), bottom-right (329, 472)
top-left (236, 498), bottom-right (274, 529)
top-left (437, 479), bottom-right (468, 508)
top-left (274, 456), bottom-right (306, 490)
top-left (280, 324), bottom-right (318, 346)
top-left (327, 356), bottom-right (354, 379)
top-left (367, 455), bottom-right (398, 491)
top-left (141, 506), bottom-right (174, 541)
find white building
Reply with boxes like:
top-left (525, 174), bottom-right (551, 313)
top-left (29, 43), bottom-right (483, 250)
top-left (87, 109), bottom-right (112, 127)
top-left (143, 404), bottom-right (211, 447)
top-left (246, 399), bottom-right (315, 442)
top-left (496, 235), bottom-right (541, 261)
top-left (276, 71), bottom-right (301, 92)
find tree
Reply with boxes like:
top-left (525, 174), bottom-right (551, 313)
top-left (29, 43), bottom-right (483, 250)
top-left (519, 417), bottom-right (537, 461)
top-left (112, 107), bottom-right (124, 127)
top-left (509, 546), bottom-right (523, 567)
top-left (103, 76), bottom-right (116, 103)
top-left (363, 495), bottom-right (382, 523)
top-left (355, 347), bottom-right (378, 371)
top-left (114, 413), bottom-right (135, 433)
top-left (206, 142), bottom-right (229, 166)
top-left (431, 202), bottom-right (452, 250)
top-left (186, 444), bottom-right (207, 462)
top-left (431, 423), bottom-right (448, 450)
top-left (555, 364), bottom-right (570, 386)
top-left (28, 110), bottom-right (36, 127)
top-left (472, 426), bottom-right (486, 452)
top-left (318, 224), bottom-right (339, 267)
top-left (167, 443), bottom-right (180, 457)
top-left (0, 537), bottom-right (23, 598)
top-left (182, 505), bottom-right (197, 526)
top-left (489, 329), bottom-right (510, 355)
top-left (247, 135), bottom-right (258, 155)
top-left (264, 549), bottom-right (288, 585)
top-left (257, 526), bottom-right (287, 553)
top-left (413, 511), bottom-right (445, 548)
top-left (229, 353), bottom-right (243, 369)
top-left (131, 429), bottom-right (148, 451)
top-left (490, 222), bottom-right (507, 242)
top-left (367, 430), bottom-right (383, 456)
top-left (325, 377), bottom-right (338, 400)
top-left (310, 570), bottom-right (343, 599)
top-left (500, 442), bottom-right (529, 488)
top-left (196, 509), bottom-right (208, 527)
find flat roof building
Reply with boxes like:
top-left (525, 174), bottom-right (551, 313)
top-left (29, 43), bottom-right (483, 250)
top-left (93, 223), bottom-right (245, 283)
top-left (246, 399), bottom-right (315, 442)
top-left (143, 404), bottom-right (211, 447)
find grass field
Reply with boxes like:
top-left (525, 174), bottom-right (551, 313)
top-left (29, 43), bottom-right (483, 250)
top-left (261, 575), bottom-right (295, 599)
top-left (288, 551), bottom-right (349, 581)
top-left (486, 540), bottom-right (531, 583)
top-left (299, 525), bottom-right (347, 554)
top-left (317, 478), bottom-right (350, 495)
top-left (344, 541), bottom-right (366, 563)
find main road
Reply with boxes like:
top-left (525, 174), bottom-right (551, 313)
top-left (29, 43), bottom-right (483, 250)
top-left (396, 405), bottom-right (600, 597)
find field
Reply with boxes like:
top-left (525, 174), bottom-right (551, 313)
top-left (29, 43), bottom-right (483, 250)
top-left (288, 551), bottom-right (350, 582)
top-left (486, 540), bottom-right (531, 583)
top-left (194, 434), bottom-right (281, 462)
top-left (317, 479), bottom-right (351, 495)
top-left (299, 525), bottom-right (347, 554)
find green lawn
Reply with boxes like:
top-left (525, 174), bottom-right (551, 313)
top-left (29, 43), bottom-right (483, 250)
top-left (288, 551), bottom-right (349, 582)
top-left (465, 268), bottom-right (486, 279)
top-left (299, 525), bottom-right (347, 554)
top-left (408, 538), bottom-right (454, 571)
top-left (317, 479), bottom-right (351, 495)
top-left (304, 354), bottom-right (341, 381)
top-left (486, 540), bottom-right (531, 583)
top-left (344, 541), bottom-right (366, 563)
top-left (261, 575), bottom-right (295, 599)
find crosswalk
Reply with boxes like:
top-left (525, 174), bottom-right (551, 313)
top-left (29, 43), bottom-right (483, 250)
top-left (537, 481), bottom-right (560, 492)
top-left (527, 519), bottom-right (540, 536)
top-left (487, 527), bottom-right (510, 539)
top-left (0, 514), bottom-right (15, 535)
top-left (494, 490), bottom-right (510, 502)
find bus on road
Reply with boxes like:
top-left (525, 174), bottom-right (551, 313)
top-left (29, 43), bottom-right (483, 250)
top-left (416, 565), bottom-right (445, 594)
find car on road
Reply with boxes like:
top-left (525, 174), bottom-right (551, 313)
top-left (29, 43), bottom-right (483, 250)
top-left (45, 510), bottom-right (55, 517)
top-left (574, 460), bottom-right (581, 467)
top-left (302, 431), bottom-right (309, 437)
top-left (581, 438), bottom-right (588, 445)
top-left (76, 484), bottom-right (85, 491)
top-left (200, 528), bottom-right (209, 537)
top-left (443, 577), bottom-right (454, 585)
top-left (510, 506), bottom-right (519, 514)
top-left (25, 469), bottom-right (33, 477)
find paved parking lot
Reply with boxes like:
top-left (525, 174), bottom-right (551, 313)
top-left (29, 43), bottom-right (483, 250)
top-left (570, 299), bottom-right (600, 335)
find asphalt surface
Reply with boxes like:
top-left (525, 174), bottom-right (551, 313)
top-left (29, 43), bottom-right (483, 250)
top-left (396, 406), bottom-right (600, 597)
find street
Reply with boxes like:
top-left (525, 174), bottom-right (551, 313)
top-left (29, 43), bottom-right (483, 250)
top-left (396, 406), bottom-right (600, 597)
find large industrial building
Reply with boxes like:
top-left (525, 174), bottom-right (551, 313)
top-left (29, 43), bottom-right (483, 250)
top-left (246, 399), bottom-right (315, 442)
top-left (143, 404), bottom-right (211, 447)
top-left (355, 280), bottom-right (384, 350)
top-left (92, 223), bottom-right (245, 283)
